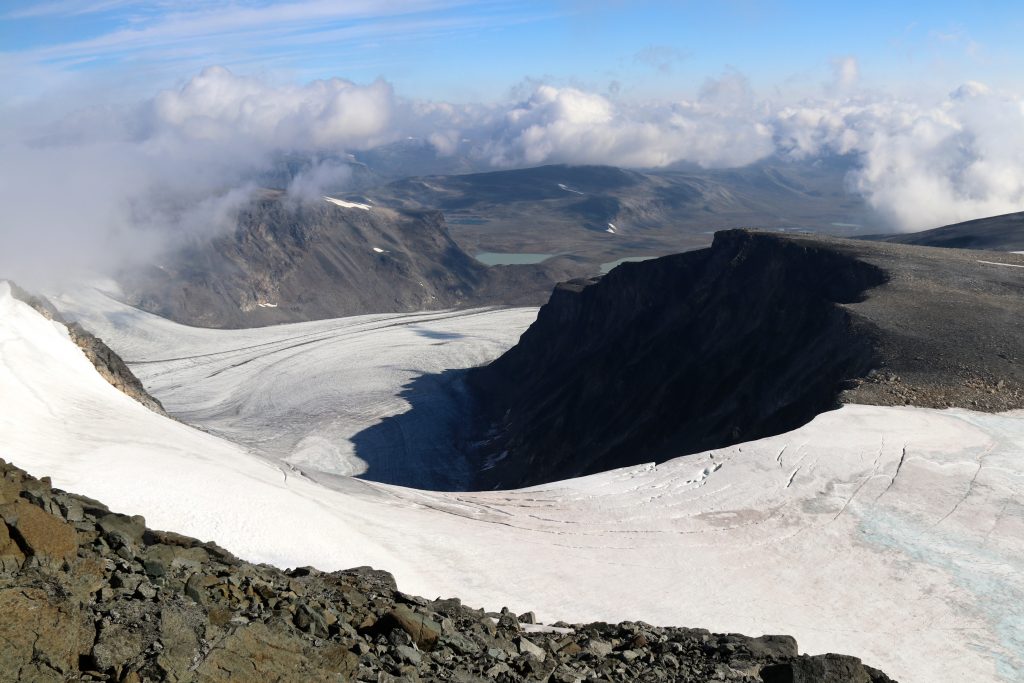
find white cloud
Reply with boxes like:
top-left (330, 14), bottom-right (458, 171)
top-left (831, 56), bottom-right (860, 90)
top-left (286, 158), bottom-right (353, 202)
top-left (633, 45), bottom-right (690, 74)
top-left (775, 84), bottom-right (1024, 230)
top-left (475, 74), bottom-right (774, 169)
top-left (4, 64), bottom-right (1024, 285)
top-left (149, 66), bottom-right (398, 151)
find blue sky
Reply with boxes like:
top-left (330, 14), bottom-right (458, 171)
top-left (2, 0), bottom-right (1022, 102)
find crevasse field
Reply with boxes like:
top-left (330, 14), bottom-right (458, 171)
top-left (2, 282), bottom-right (1022, 683)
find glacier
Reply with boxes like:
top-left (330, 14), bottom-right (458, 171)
top-left (2, 281), bottom-right (1023, 683)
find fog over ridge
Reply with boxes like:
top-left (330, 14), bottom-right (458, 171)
top-left (2, 64), bottom-right (1024, 284)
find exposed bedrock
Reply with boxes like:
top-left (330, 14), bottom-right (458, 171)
top-left (466, 229), bottom-right (1024, 489)
top-left (6, 282), bottom-right (166, 415)
top-left (117, 193), bottom-right (588, 329)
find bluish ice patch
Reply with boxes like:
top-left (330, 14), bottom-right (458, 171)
top-left (858, 410), bottom-right (1024, 681)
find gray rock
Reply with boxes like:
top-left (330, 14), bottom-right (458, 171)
top-left (516, 636), bottom-right (546, 662)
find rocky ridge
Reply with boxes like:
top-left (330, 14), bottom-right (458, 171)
top-left (865, 210), bottom-right (1024, 252)
top-left (0, 457), bottom-right (894, 682)
top-left (466, 229), bottom-right (1024, 488)
top-left (6, 282), bottom-right (166, 415)
top-left (118, 193), bottom-right (588, 329)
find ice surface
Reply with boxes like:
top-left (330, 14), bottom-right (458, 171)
top-left (4, 281), bottom-right (1024, 683)
top-left (52, 286), bottom-right (537, 489)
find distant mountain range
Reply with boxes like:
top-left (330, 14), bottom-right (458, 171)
top-left (864, 210), bottom-right (1024, 251)
top-left (365, 158), bottom-right (881, 264)
top-left (114, 159), bottom-right (882, 328)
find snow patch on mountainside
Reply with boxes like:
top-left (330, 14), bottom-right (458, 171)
top-left (324, 196), bottom-right (372, 210)
top-left (3, 283), bottom-right (1024, 683)
top-left (977, 259), bottom-right (1024, 269)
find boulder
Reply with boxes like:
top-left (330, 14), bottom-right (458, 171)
top-left (517, 636), bottom-right (546, 662)
top-left (92, 623), bottom-right (147, 672)
top-left (761, 653), bottom-right (879, 683)
top-left (195, 622), bottom-right (347, 683)
top-left (0, 522), bottom-right (25, 573)
top-left (97, 513), bottom-right (146, 557)
top-left (0, 587), bottom-right (93, 682)
top-left (142, 543), bottom-right (208, 578)
top-left (373, 604), bottom-right (441, 651)
top-left (748, 635), bottom-right (799, 660)
top-left (0, 499), bottom-right (76, 568)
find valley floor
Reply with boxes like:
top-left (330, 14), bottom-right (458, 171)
top-left (2, 282), bottom-right (1023, 683)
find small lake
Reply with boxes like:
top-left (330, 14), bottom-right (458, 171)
top-left (600, 256), bottom-right (658, 274)
top-left (475, 252), bottom-right (557, 266)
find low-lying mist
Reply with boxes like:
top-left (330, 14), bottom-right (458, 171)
top-left (2, 64), bottom-right (1023, 287)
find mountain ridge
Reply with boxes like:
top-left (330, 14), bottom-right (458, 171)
top-left (465, 229), bottom-right (1024, 488)
top-left (117, 193), bottom-right (588, 329)
top-left (863, 210), bottom-right (1024, 251)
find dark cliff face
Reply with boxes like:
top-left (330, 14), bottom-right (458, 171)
top-left (118, 194), bottom-right (587, 329)
top-left (467, 228), bottom-right (1024, 490)
top-left (467, 230), bottom-right (888, 488)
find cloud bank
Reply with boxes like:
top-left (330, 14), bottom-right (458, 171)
top-left (2, 65), bottom-right (1024, 283)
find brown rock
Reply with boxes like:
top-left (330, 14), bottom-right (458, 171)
top-left (92, 622), bottom-right (147, 672)
top-left (0, 499), bottom-right (76, 568)
top-left (96, 513), bottom-right (146, 557)
top-left (0, 522), bottom-right (25, 572)
top-left (373, 604), bottom-right (441, 651)
top-left (156, 602), bottom-right (205, 681)
top-left (761, 653), bottom-right (876, 683)
top-left (0, 470), bottom-right (21, 505)
top-left (194, 622), bottom-right (341, 683)
top-left (0, 587), bottom-right (93, 682)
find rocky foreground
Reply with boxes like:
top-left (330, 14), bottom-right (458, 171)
top-left (0, 458), bottom-right (894, 682)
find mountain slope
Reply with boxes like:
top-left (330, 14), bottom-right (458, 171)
top-left (467, 230), bottom-right (1024, 488)
top-left (866, 210), bottom-right (1024, 251)
top-left (118, 192), bottom-right (587, 328)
